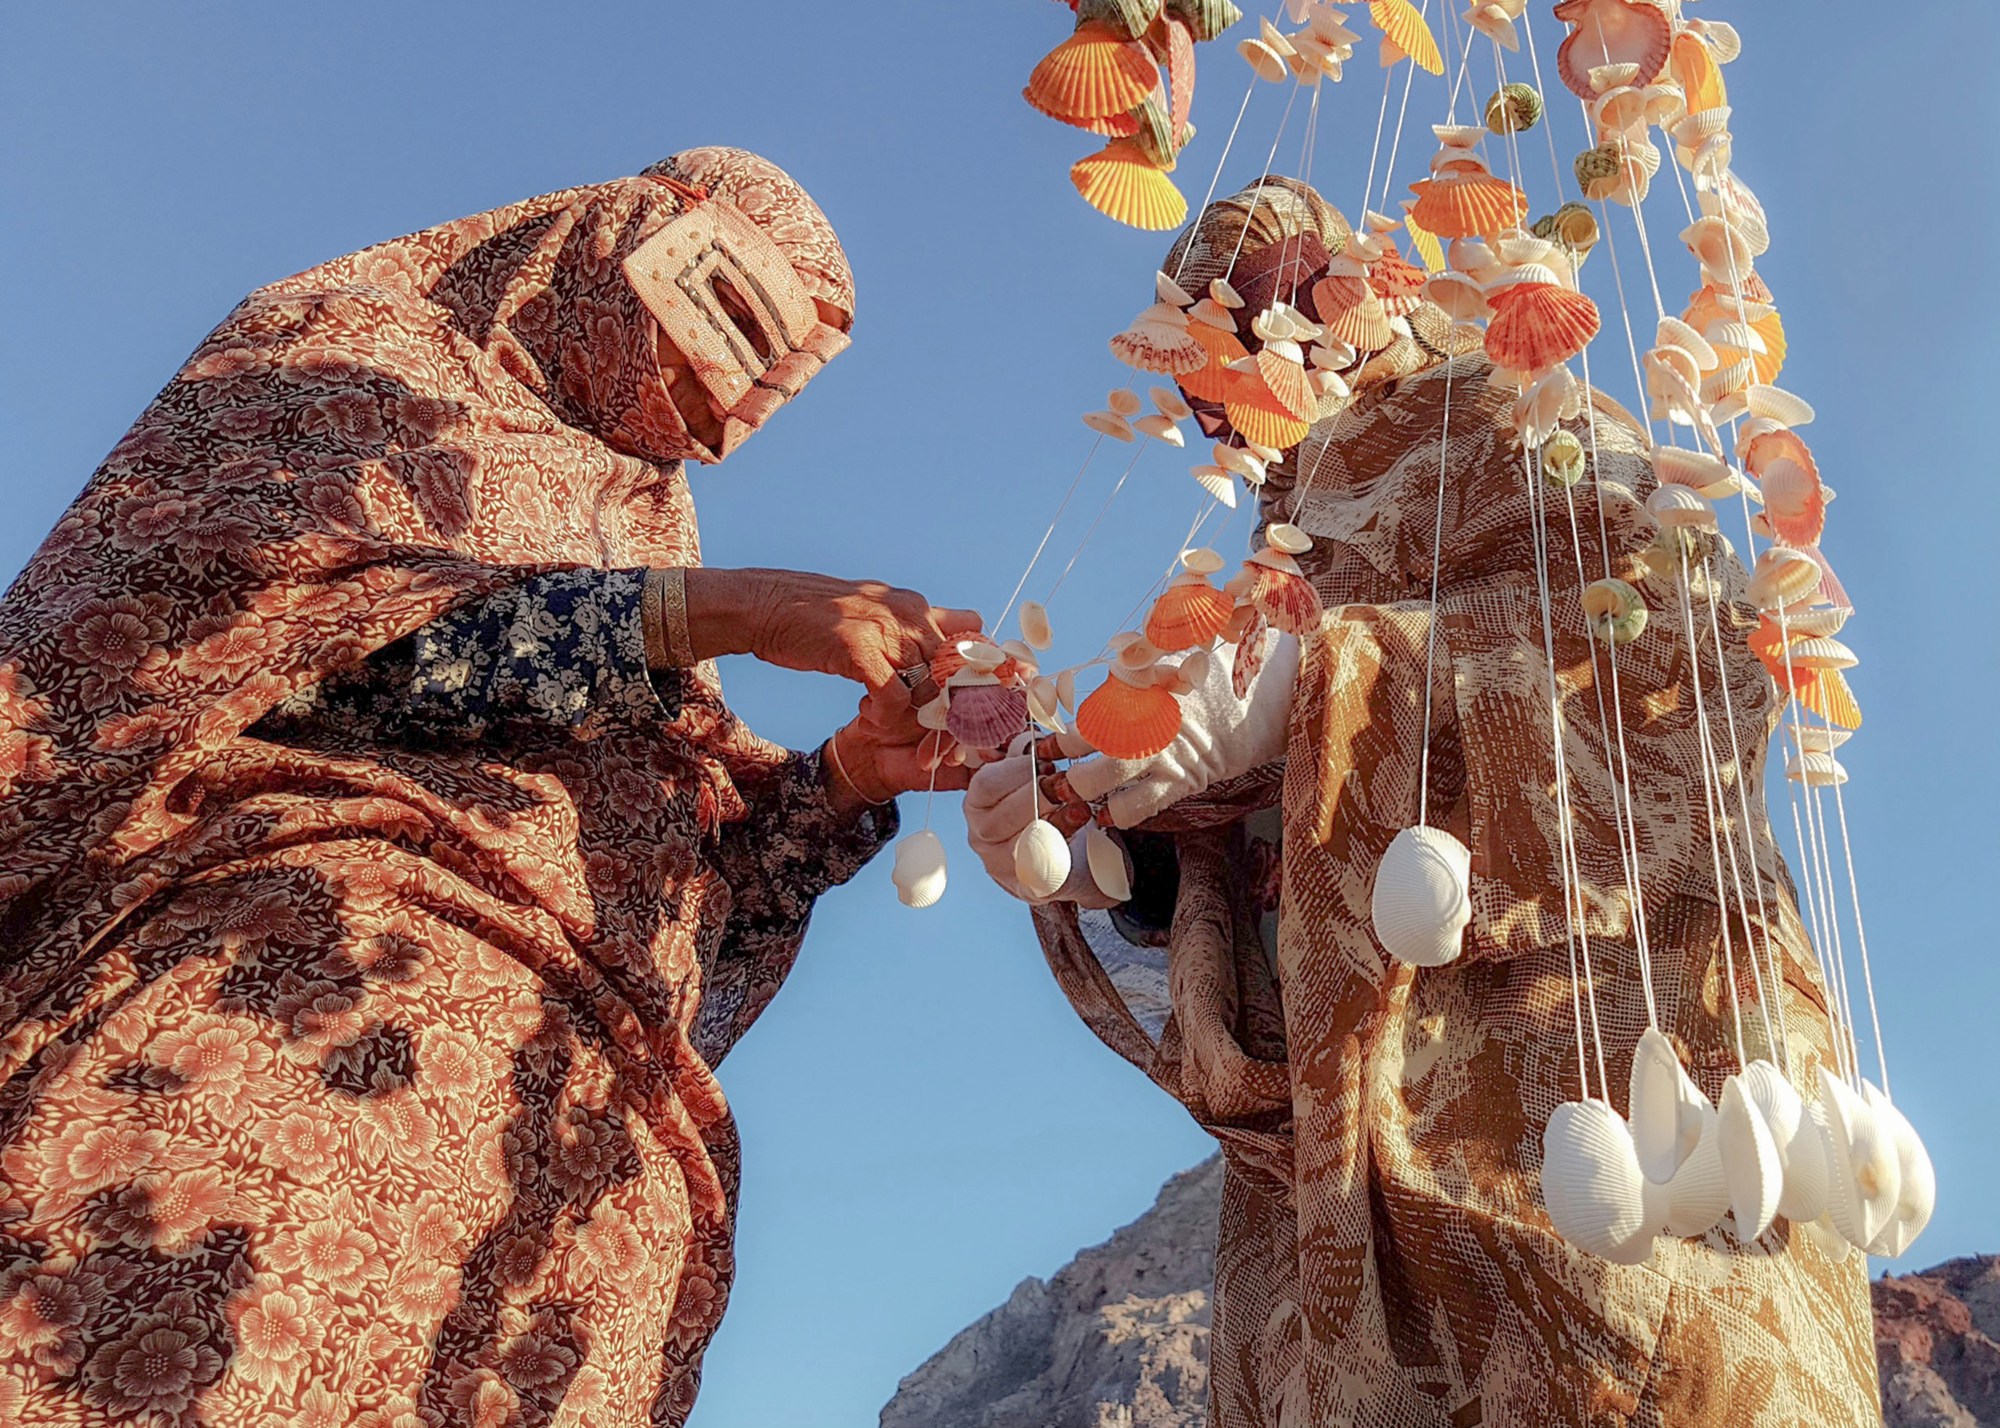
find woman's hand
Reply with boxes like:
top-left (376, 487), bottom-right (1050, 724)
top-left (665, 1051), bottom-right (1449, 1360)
top-left (821, 682), bottom-right (973, 817)
top-left (684, 567), bottom-right (983, 690)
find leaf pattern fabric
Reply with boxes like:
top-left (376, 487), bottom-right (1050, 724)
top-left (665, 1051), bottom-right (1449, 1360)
top-left (0, 149), bottom-right (886, 1426)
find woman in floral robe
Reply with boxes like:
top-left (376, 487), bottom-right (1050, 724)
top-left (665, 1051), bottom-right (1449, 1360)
top-left (0, 148), bottom-right (974, 1426)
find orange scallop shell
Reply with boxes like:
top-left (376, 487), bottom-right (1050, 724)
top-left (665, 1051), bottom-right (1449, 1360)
top-left (1157, 14), bottom-right (1196, 136)
top-left (1483, 282), bottom-right (1602, 372)
top-left (1241, 561), bottom-right (1324, 635)
top-left (1553, 0), bottom-right (1671, 101)
top-left (1026, 22), bottom-right (1162, 124)
top-left (1223, 399), bottom-right (1312, 452)
top-left (1076, 674), bottom-right (1184, 759)
top-left (1367, 244), bottom-right (1428, 315)
top-left (1670, 30), bottom-right (1728, 115)
top-left (1070, 140), bottom-right (1189, 231)
top-left (1310, 274), bottom-right (1396, 351)
top-left (1750, 309), bottom-right (1787, 384)
top-left (1752, 621), bottom-right (1862, 730)
top-left (1407, 172), bottom-right (1530, 240)
top-left (1246, 349), bottom-right (1316, 421)
top-left (929, 645), bottom-right (968, 687)
top-left (1369, 0), bottom-right (1445, 75)
top-left (1746, 429), bottom-right (1824, 547)
top-left (1178, 321), bottom-right (1250, 404)
top-left (1145, 577), bottom-right (1237, 651)
top-left (1110, 317), bottom-right (1208, 375)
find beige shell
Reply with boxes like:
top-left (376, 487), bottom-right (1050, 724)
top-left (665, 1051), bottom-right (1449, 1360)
top-left (1013, 819), bottom-right (1074, 901)
top-left (1181, 545), bottom-right (1227, 576)
top-left (1238, 35), bottom-right (1289, 82)
top-left (1785, 636), bottom-right (1857, 671)
top-left (1656, 315), bottom-right (1718, 369)
top-left (1188, 296), bottom-right (1238, 331)
top-left (1785, 752), bottom-right (1849, 787)
top-left (1108, 387), bottom-right (1143, 417)
top-left (1156, 270), bottom-right (1196, 307)
top-left (1745, 384), bottom-right (1816, 428)
top-left (1135, 413), bottom-right (1185, 446)
top-left (1211, 276), bottom-right (1246, 308)
top-left (892, 830), bottom-right (949, 909)
top-left (1190, 464), bottom-right (1239, 508)
top-left (1213, 442), bottom-right (1267, 482)
top-left (1265, 522), bottom-right (1313, 555)
top-left (1652, 446), bottom-right (1730, 490)
top-left (1083, 410), bottom-right (1137, 441)
top-left (1084, 824), bottom-right (1133, 902)
top-left (1370, 825), bottom-right (1472, 967)
top-left (1019, 600), bottom-right (1054, 652)
top-left (1747, 548), bottom-right (1821, 609)
top-left (1719, 1077), bottom-right (1785, 1241)
top-left (1646, 483), bottom-right (1716, 530)
top-left (1150, 385), bottom-right (1194, 421)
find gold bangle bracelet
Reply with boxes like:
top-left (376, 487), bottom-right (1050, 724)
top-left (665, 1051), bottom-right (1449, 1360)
top-left (824, 729), bottom-right (887, 807)
top-left (645, 567), bottom-right (697, 669)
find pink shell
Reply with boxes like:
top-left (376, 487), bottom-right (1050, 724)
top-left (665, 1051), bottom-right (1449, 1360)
top-left (1554, 0), bottom-right (1672, 101)
top-left (946, 684), bottom-right (1030, 749)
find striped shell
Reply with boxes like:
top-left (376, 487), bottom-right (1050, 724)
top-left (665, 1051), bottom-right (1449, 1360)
top-left (1370, 0), bottom-right (1445, 74)
top-left (1407, 171), bottom-right (1530, 239)
top-left (1070, 140), bottom-right (1189, 231)
top-left (1554, 0), bottom-right (1671, 102)
top-left (1542, 1099), bottom-right (1655, 1264)
top-left (1110, 304), bottom-right (1209, 375)
top-left (1145, 574), bottom-right (1237, 651)
top-left (1231, 550), bottom-right (1323, 634)
top-left (1370, 825), bottom-right (1473, 968)
top-left (1485, 81), bottom-right (1544, 135)
top-left (1484, 282), bottom-right (1602, 372)
top-left (1178, 321), bottom-right (1250, 404)
top-left (1076, 669), bottom-right (1183, 759)
top-left (1026, 22), bottom-right (1161, 123)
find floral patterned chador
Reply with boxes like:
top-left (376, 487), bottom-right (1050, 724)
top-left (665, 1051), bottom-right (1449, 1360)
top-left (0, 149), bottom-right (886, 1426)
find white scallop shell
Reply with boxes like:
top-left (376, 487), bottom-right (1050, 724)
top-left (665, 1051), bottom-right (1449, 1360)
top-left (1660, 1103), bottom-right (1730, 1239)
top-left (1765, 1078), bottom-right (1834, 1225)
top-left (1178, 648), bottom-right (1211, 686)
top-left (1866, 1090), bottom-right (1935, 1260)
top-left (1266, 523), bottom-right (1313, 555)
top-left (1056, 668), bottom-right (1079, 714)
top-left (1695, 19), bottom-right (1743, 64)
top-left (1820, 1068), bottom-right (1901, 1250)
top-left (1084, 410), bottom-right (1137, 442)
top-left (1182, 546), bottom-right (1226, 576)
top-left (1019, 601), bottom-right (1053, 652)
top-left (1212, 442), bottom-right (1266, 482)
top-left (1652, 446), bottom-right (1730, 490)
top-left (1211, 276), bottom-right (1246, 309)
top-left (1156, 271), bottom-right (1196, 308)
top-left (1135, 413), bottom-right (1185, 446)
top-left (1189, 296), bottom-right (1239, 330)
top-left (1719, 1075), bottom-right (1784, 1241)
top-left (1243, 438), bottom-right (1285, 464)
top-left (1026, 675), bottom-right (1064, 731)
top-left (1083, 824), bottom-right (1133, 903)
top-left (1803, 1212), bottom-right (1855, 1265)
top-left (1013, 818), bottom-right (1073, 901)
top-left (1748, 548), bottom-right (1821, 609)
top-left (1789, 724), bottom-right (1853, 755)
top-left (1785, 752), bottom-right (1849, 788)
top-left (1310, 338), bottom-right (1360, 370)
top-left (1108, 388), bottom-right (1143, 417)
top-left (1629, 1027), bottom-right (1700, 1185)
top-left (1238, 35), bottom-right (1289, 82)
top-left (1424, 272), bottom-right (1492, 322)
top-left (1656, 316), bottom-right (1718, 370)
top-left (916, 691), bottom-right (952, 732)
top-left (1432, 122), bottom-right (1486, 149)
top-left (1646, 482), bottom-right (1716, 530)
top-left (892, 830), bottom-right (949, 909)
top-left (1190, 465), bottom-right (1240, 508)
top-left (1786, 637), bottom-right (1857, 672)
top-left (1370, 825), bottom-right (1473, 967)
top-left (1745, 384), bottom-right (1816, 429)
top-left (1541, 1100), bottom-right (1655, 1264)
top-left (1150, 386), bottom-right (1194, 422)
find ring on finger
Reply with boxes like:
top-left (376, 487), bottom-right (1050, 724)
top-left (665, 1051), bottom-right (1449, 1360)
top-left (894, 662), bottom-right (932, 692)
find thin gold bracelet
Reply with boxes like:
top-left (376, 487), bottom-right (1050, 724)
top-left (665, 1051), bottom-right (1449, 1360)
top-left (645, 567), bottom-right (697, 668)
top-left (823, 729), bottom-right (888, 807)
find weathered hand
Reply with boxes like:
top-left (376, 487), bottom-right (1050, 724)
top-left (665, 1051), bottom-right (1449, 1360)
top-left (685, 567), bottom-right (982, 690)
top-left (822, 682), bottom-right (971, 816)
top-left (963, 739), bottom-right (1128, 907)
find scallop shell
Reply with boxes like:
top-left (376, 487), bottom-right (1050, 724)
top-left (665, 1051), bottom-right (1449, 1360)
top-left (1542, 430), bottom-right (1587, 488)
top-left (1188, 296), bottom-right (1238, 331)
top-left (1681, 215), bottom-right (1757, 276)
top-left (1189, 464), bottom-right (1240, 508)
top-left (1108, 388), bottom-right (1144, 417)
top-left (1541, 1099), bottom-right (1654, 1263)
top-left (1407, 171), bottom-right (1531, 239)
top-left (1484, 282), bottom-right (1602, 373)
top-left (1629, 1027), bottom-right (1702, 1185)
top-left (1212, 443), bottom-right (1267, 483)
top-left (1025, 24), bottom-right (1161, 126)
top-left (1134, 413), bottom-right (1185, 446)
top-left (1071, 140), bottom-right (1190, 231)
top-left (1076, 0), bottom-right (1167, 41)
top-left (1748, 430), bottom-right (1825, 547)
top-left (1367, 245), bottom-right (1429, 316)
top-left (1240, 348), bottom-right (1317, 421)
top-left (1424, 271), bottom-right (1493, 322)
top-left (1745, 384), bottom-right (1815, 428)
top-left (1084, 824), bottom-right (1134, 902)
top-left (1013, 818), bottom-right (1074, 901)
top-left (1485, 81), bottom-right (1544, 135)
top-left (1025, 675), bottom-right (1064, 731)
top-left (1784, 636), bottom-right (1857, 672)
top-left (1748, 547), bottom-right (1822, 609)
top-left (1210, 277), bottom-right (1246, 309)
top-left (1156, 270), bottom-right (1197, 307)
top-left (1582, 578), bottom-right (1649, 645)
top-left (1590, 84), bottom-right (1649, 136)
top-left (1370, 0), bottom-right (1445, 74)
top-left (1075, 669), bottom-right (1183, 759)
top-left (1719, 1076), bottom-right (1784, 1241)
top-left (1821, 1069), bottom-right (1902, 1250)
top-left (892, 830), bottom-right (949, 909)
top-left (1111, 304), bottom-right (1209, 375)
top-left (1237, 35), bottom-right (1289, 82)
top-left (946, 682), bottom-right (1030, 750)
top-left (1181, 546), bottom-right (1226, 576)
top-left (1738, 1060), bottom-right (1830, 1224)
top-left (1266, 523), bottom-right (1313, 555)
top-left (1554, 0), bottom-right (1671, 101)
top-left (1656, 316), bottom-right (1718, 370)
top-left (1646, 482), bottom-right (1715, 531)
top-left (1311, 274), bottom-right (1396, 352)
top-left (1233, 552), bottom-right (1323, 635)
top-left (1692, 17), bottom-right (1742, 64)
top-left (1019, 600), bottom-right (1054, 652)
top-left (1370, 825), bottom-right (1473, 967)
top-left (1056, 668), bottom-right (1080, 714)
top-left (1165, 0), bottom-right (1244, 44)
top-left (1145, 575), bottom-right (1236, 651)
top-left (1221, 399), bottom-right (1310, 453)
top-left (1178, 321), bottom-right (1250, 404)
top-left (1670, 28), bottom-right (1727, 115)
top-left (1083, 409), bottom-right (1138, 441)
top-left (1785, 752), bottom-right (1849, 788)
top-left (1150, 385), bottom-right (1194, 421)
top-left (1867, 1092), bottom-right (1936, 1260)
top-left (1789, 724), bottom-right (1853, 755)
top-left (1659, 1103), bottom-right (1730, 1239)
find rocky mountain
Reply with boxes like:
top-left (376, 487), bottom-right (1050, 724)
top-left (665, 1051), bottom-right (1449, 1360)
top-left (882, 1154), bottom-right (1997, 1428)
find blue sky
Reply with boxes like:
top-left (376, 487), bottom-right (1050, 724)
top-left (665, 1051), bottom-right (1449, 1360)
top-left (3, 4), bottom-right (1996, 1425)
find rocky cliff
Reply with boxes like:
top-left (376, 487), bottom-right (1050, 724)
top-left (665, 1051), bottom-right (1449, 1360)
top-left (882, 1154), bottom-right (1997, 1428)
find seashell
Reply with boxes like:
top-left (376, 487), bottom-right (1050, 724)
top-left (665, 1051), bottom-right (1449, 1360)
top-left (1025, 22), bottom-right (1162, 124)
top-left (1083, 409), bottom-right (1138, 441)
top-left (1784, 636), bottom-right (1857, 672)
top-left (1738, 1061), bottom-right (1831, 1225)
top-left (1495, 232), bottom-right (1559, 268)
top-left (1026, 674), bottom-right (1064, 730)
top-left (1804, 1212), bottom-right (1855, 1265)
top-left (1222, 399), bottom-right (1310, 453)
top-left (1134, 413), bottom-right (1186, 446)
top-left (1790, 724), bottom-right (1853, 755)
top-left (1076, 0), bottom-right (1167, 41)
top-left (1465, 0), bottom-right (1522, 50)
top-left (1370, 825), bottom-right (1473, 967)
top-left (1656, 316), bottom-right (1717, 370)
top-left (1076, 667), bottom-right (1184, 759)
top-left (1150, 386), bottom-right (1194, 422)
top-left (1747, 430), bottom-right (1825, 547)
top-left (892, 830), bottom-right (949, 909)
top-left (1785, 752), bottom-right (1848, 788)
top-left (1111, 303), bottom-right (1209, 375)
top-left (1719, 1076), bottom-right (1784, 1240)
top-left (1690, 17), bottom-right (1742, 64)
top-left (1670, 105), bottom-right (1732, 155)
top-left (1056, 668), bottom-right (1080, 713)
top-left (1071, 140), bottom-right (1189, 232)
top-left (1145, 574), bottom-right (1236, 651)
top-left (1310, 336), bottom-right (1359, 371)
top-left (1181, 546), bottom-right (1226, 576)
top-left (1541, 1099), bottom-right (1654, 1263)
top-left (1013, 818), bottom-right (1074, 901)
top-left (1084, 824), bottom-right (1134, 903)
top-left (1586, 61), bottom-right (1641, 94)
top-left (1590, 84), bottom-right (1649, 137)
top-left (1178, 647), bottom-right (1211, 688)
top-left (1311, 273), bottom-right (1396, 352)
top-left (1164, 0), bottom-right (1244, 44)
top-left (1574, 143), bottom-right (1648, 204)
top-left (1484, 283), bottom-right (1601, 373)
top-left (1212, 443), bottom-right (1267, 483)
top-left (1660, 1103), bottom-right (1730, 1239)
top-left (1238, 347), bottom-right (1316, 421)
top-left (1646, 343), bottom-right (1702, 397)
top-left (1867, 1091), bottom-right (1935, 1260)
top-left (1433, 122), bottom-right (1488, 150)
top-left (1554, 0), bottom-right (1671, 102)
top-left (1258, 15), bottom-right (1297, 56)
top-left (1425, 271), bottom-right (1493, 322)
top-left (1646, 482), bottom-right (1715, 531)
top-left (916, 691), bottom-right (952, 732)
top-left (1156, 271), bottom-right (1197, 307)
top-left (1266, 523), bottom-right (1313, 555)
top-left (1178, 321), bottom-right (1250, 403)
top-left (1641, 82), bottom-right (1685, 129)
top-left (1189, 464), bottom-right (1240, 508)
top-left (1821, 1069), bottom-right (1902, 1251)
top-left (1744, 384), bottom-right (1815, 428)
top-left (1582, 578), bottom-right (1648, 645)
top-left (1699, 357), bottom-right (1753, 406)
top-left (1408, 171), bottom-right (1531, 239)
top-left (1238, 35), bottom-right (1290, 82)
top-left (1532, 201), bottom-right (1601, 258)
top-left (1485, 81), bottom-right (1544, 135)
top-left (1370, 0), bottom-right (1445, 73)
top-left (1109, 388), bottom-right (1144, 417)
top-left (1367, 246), bottom-right (1429, 316)
top-left (957, 640), bottom-right (1008, 673)
top-left (1243, 437), bottom-right (1285, 464)
top-left (1112, 632), bottom-right (1167, 671)
top-left (1188, 296), bottom-right (1239, 331)
top-left (1019, 600), bottom-right (1053, 652)
top-left (1210, 277), bottom-right (1246, 310)
top-left (1542, 430), bottom-right (1587, 488)
top-left (1230, 549), bottom-right (1323, 634)
top-left (1670, 28), bottom-right (1727, 115)
top-left (947, 682), bottom-right (1029, 750)
top-left (1680, 215), bottom-right (1757, 277)
top-left (1629, 1027), bottom-right (1702, 1185)
top-left (1514, 365), bottom-right (1583, 447)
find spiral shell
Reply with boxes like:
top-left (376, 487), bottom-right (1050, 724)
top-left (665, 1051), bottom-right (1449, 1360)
top-left (1582, 577), bottom-right (1648, 645)
top-left (1541, 430), bottom-right (1587, 488)
top-left (1485, 81), bottom-right (1545, 135)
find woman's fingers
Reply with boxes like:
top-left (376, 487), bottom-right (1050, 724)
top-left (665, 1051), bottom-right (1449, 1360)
top-left (931, 607), bottom-right (985, 639)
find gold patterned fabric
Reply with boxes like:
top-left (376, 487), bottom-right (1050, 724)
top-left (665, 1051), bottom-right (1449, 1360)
top-left (1033, 346), bottom-right (1880, 1422)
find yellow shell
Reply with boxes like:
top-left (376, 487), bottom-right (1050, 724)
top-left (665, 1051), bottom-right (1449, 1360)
top-left (1070, 140), bottom-right (1190, 231)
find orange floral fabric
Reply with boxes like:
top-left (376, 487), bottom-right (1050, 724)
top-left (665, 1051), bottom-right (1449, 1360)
top-left (0, 151), bottom-right (877, 1425)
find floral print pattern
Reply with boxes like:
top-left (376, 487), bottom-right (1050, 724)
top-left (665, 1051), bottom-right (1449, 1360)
top-left (0, 149), bottom-right (882, 1425)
